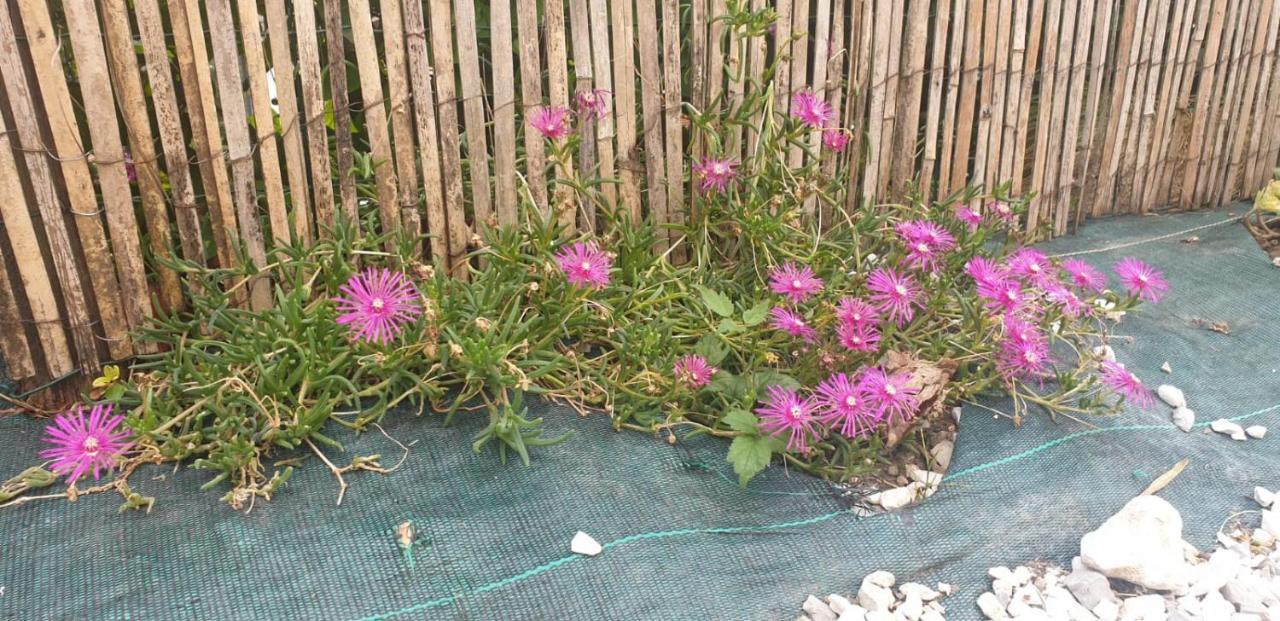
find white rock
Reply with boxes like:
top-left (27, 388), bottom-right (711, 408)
top-left (1200, 589), bottom-right (1237, 619)
top-left (859, 582), bottom-right (895, 613)
top-left (836, 605), bottom-right (868, 621)
top-left (1008, 585), bottom-right (1045, 616)
top-left (908, 466), bottom-right (943, 491)
top-left (1189, 548), bottom-right (1242, 596)
top-left (978, 591), bottom-right (1009, 619)
top-left (1065, 559), bottom-right (1119, 609)
top-left (1118, 594), bottom-right (1165, 620)
top-left (1211, 418), bottom-right (1248, 440)
top-left (1254, 528), bottom-right (1277, 548)
top-left (899, 583), bottom-right (940, 602)
top-left (1079, 496), bottom-right (1194, 590)
top-left (1093, 600), bottom-right (1120, 621)
top-left (994, 579), bottom-right (1016, 606)
top-left (1247, 425), bottom-right (1268, 439)
top-left (991, 566), bottom-right (1016, 581)
top-left (876, 483), bottom-right (924, 510)
top-left (1012, 566), bottom-right (1035, 586)
top-left (864, 612), bottom-right (893, 621)
top-left (1158, 385), bottom-right (1187, 408)
top-left (1093, 346), bottom-right (1117, 362)
top-left (937, 583), bottom-right (954, 596)
top-left (1263, 510), bottom-right (1280, 539)
top-left (919, 610), bottom-right (944, 621)
top-left (1256, 487), bottom-right (1276, 509)
top-left (1044, 585), bottom-right (1100, 621)
top-left (1223, 574), bottom-right (1277, 615)
top-left (570, 531), bottom-right (602, 556)
top-left (804, 595), bottom-right (839, 621)
top-left (1014, 609), bottom-right (1053, 620)
top-left (866, 570), bottom-right (897, 588)
top-left (827, 594), bottom-right (854, 615)
top-left (1172, 407), bottom-right (1196, 433)
top-left (1161, 362), bottom-right (1172, 374)
top-left (931, 441), bottom-right (955, 471)
top-left (897, 594), bottom-right (924, 621)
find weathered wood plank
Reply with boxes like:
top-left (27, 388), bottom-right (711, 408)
top-left (454, 0), bottom-right (494, 230)
top-left (264, 0), bottom-right (312, 243)
top-left (381, 0), bottom-right (422, 246)
top-left (294, 0), bottom-right (336, 232)
top-left (491, 0), bottom-right (520, 226)
top-left (234, 0), bottom-right (290, 245)
top-left (402, 0), bottom-right (450, 260)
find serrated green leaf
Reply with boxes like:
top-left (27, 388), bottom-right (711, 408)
top-left (717, 318), bottom-right (741, 334)
top-left (723, 408), bottom-right (759, 434)
top-left (751, 369), bottom-right (801, 391)
top-left (693, 334), bottom-right (729, 366)
top-left (726, 435), bottom-right (773, 486)
top-left (695, 285), bottom-right (734, 317)
top-left (706, 370), bottom-right (745, 399)
top-left (741, 301), bottom-right (770, 326)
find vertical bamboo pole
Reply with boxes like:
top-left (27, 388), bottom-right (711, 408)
top-left (1011, 0), bottom-right (1046, 198)
top-left (861, 0), bottom-right (891, 200)
top-left (347, 0), bottom-right (401, 239)
top-left (1128, 0), bottom-right (1172, 212)
top-left (0, 246), bottom-right (35, 379)
top-left (234, 0), bottom-right (289, 245)
top-left (1028, 0), bottom-right (1063, 229)
top-left (949, 0), bottom-right (984, 191)
top-left (1073, 0), bottom-right (1116, 222)
top-left (892, 0), bottom-right (929, 196)
top-left (402, 0), bottom-right (450, 260)
top-left (517, 0), bottom-right (548, 214)
top-left (293, 0), bottom-right (336, 232)
top-left (428, 0), bottom-right (470, 275)
top-left (939, 0), bottom-right (967, 196)
top-left (381, 0), bottom-right (423, 245)
top-left (1096, 0), bottom-right (1146, 216)
top-left (569, 0), bottom-right (598, 230)
top-left (588, 0), bottom-right (618, 210)
top-left (1042, 0), bottom-right (1080, 232)
top-left (454, 0), bottom-right (495, 229)
top-left (491, 0), bottom-right (520, 226)
top-left (264, 0), bottom-right (312, 243)
top-left (636, 0), bottom-right (670, 250)
top-left (1000, 0), bottom-right (1028, 190)
top-left (546, 0), bottom-right (577, 229)
top-left (323, 0), bottom-right (358, 222)
top-left (611, 0), bottom-right (642, 220)
top-left (661, 0), bottom-right (685, 247)
top-left (0, 8), bottom-right (101, 370)
top-left (1053, 0), bottom-right (1094, 235)
top-left (875, 0), bottom-right (905, 198)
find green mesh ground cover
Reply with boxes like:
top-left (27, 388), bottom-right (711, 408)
top-left (1, 206), bottom-right (1277, 621)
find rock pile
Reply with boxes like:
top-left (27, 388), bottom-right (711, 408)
top-left (795, 571), bottom-right (954, 621)
top-left (975, 494), bottom-right (1280, 620)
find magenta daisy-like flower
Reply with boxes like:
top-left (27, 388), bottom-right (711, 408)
top-left (986, 200), bottom-right (1017, 224)
top-left (555, 242), bottom-right (613, 289)
top-left (1006, 248), bottom-right (1055, 286)
top-left (978, 277), bottom-right (1025, 315)
top-left (1099, 360), bottom-right (1155, 409)
top-left (866, 268), bottom-right (923, 326)
top-left (966, 257), bottom-right (1009, 288)
top-left (768, 261), bottom-right (824, 304)
top-left (1113, 257), bottom-right (1169, 303)
top-left (997, 335), bottom-right (1053, 380)
top-left (790, 89), bottom-right (835, 128)
top-left (837, 321), bottom-right (881, 353)
top-left (40, 403), bottom-right (132, 484)
top-left (897, 220), bottom-right (956, 272)
top-left (335, 268), bottom-right (423, 345)
top-left (835, 297), bottom-right (879, 328)
top-left (860, 367), bottom-right (920, 425)
top-left (573, 88), bottom-right (611, 120)
top-left (822, 129), bottom-right (851, 152)
top-left (1045, 282), bottom-right (1087, 318)
top-left (769, 306), bottom-right (818, 341)
top-left (756, 385), bottom-right (819, 452)
top-left (954, 205), bottom-right (982, 231)
top-left (529, 105), bottom-right (573, 140)
top-left (816, 373), bottom-right (879, 439)
top-left (673, 354), bottom-right (717, 389)
top-left (1062, 259), bottom-right (1108, 292)
top-left (693, 157), bottom-right (739, 194)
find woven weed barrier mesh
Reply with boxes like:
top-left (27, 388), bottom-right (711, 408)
top-left (1, 206), bottom-right (1277, 621)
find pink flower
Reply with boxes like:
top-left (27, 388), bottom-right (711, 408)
top-left (768, 261), bottom-right (824, 304)
top-left (1062, 259), bottom-right (1107, 292)
top-left (822, 129), bottom-right (851, 152)
top-left (866, 268), bottom-right (923, 326)
top-left (1113, 257), bottom-right (1168, 303)
top-left (673, 354), bottom-right (717, 389)
top-left (1005, 248), bottom-right (1054, 285)
top-left (816, 373), bottom-right (879, 439)
top-left (334, 268), bottom-right (423, 345)
top-left (897, 220), bottom-right (956, 272)
top-left (835, 297), bottom-right (879, 328)
top-left (555, 242), bottom-right (613, 289)
top-left (986, 200), bottom-right (1017, 224)
top-left (954, 205), bottom-right (982, 231)
top-left (529, 105), bottom-right (573, 139)
top-left (997, 335), bottom-right (1052, 380)
top-left (40, 403), bottom-right (132, 484)
top-left (769, 306), bottom-right (817, 341)
top-left (978, 278), bottom-right (1025, 315)
top-left (1099, 360), bottom-right (1155, 409)
top-left (860, 367), bottom-right (919, 425)
top-left (1045, 283), bottom-right (1087, 317)
top-left (693, 157), bottom-right (739, 194)
top-left (966, 257), bottom-right (1009, 288)
top-left (756, 385), bottom-right (819, 452)
top-left (123, 151), bottom-right (137, 182)
top-left (573, 88), bottom-right (611, 120)
top-left (790, 89), bottom-right (834, 128)
top-left (1002, 314), bottom-right (1042, 346)
top-left (837, 322), bottom-right (880, 353)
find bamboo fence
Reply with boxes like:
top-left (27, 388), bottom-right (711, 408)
top-left (1, 0), bottom-right (1278, 386)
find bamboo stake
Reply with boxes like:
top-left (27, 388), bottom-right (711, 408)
top-left (381, 0), bottom-right (422, 246)
top-left (636, 0), bottom-right (670, 251)
top-left (294, 0), bottom-right (336, 233)
top-left (264, 0), bottom-right (312, 243)
top-left (491, 0), bottom-right (520, 226)
top-left (454, 0), bottom-right (494, 230)
top-left (323, 0), bottom-right (358, 222)
top-left (517, 0), bottom-right (548, 214)
top-left (428, 0), bottom-right (470, 276)
top-left (402, 0), bottom-right (450, 260)
top-left (234, 0), bottom-right (289, 245)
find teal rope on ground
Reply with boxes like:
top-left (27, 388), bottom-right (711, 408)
top-left (349, 401), bottom-right (1280, 621)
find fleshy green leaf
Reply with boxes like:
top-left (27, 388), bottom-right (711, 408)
top-left (726, 435), bottom-right (774, 486)
top-left (693, 334), bottom-right (729, 366)
top-left (696, 285), bottom-right (734, 317)
top-left (751, 369), bottom-right (801, 391)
